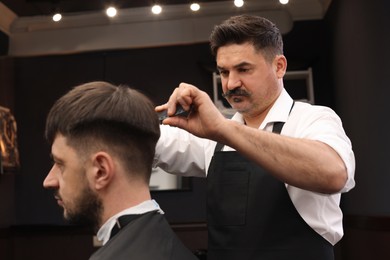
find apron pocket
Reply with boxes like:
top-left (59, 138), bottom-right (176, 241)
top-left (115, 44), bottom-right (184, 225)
top-left (208, 161), bottom-right (250, 226)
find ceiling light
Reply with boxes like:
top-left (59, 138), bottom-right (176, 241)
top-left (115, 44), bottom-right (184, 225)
top-left (190, 3), bottom-right (200, 12)
top-left (52, 13), bottom-right (62, 22)
top-left (279, 0), bottom-right (289, 4)
top-left (106, 7), bottom-right (117, 17)
top-left (151, 4), bottom-right (162, 14)
top-left (234, 0), bottom-right (244, 7)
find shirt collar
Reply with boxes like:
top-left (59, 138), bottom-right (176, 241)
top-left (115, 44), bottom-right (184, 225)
top-left (231, 88), bottom-right (294, 130)
top-left (96, 199), bottom-right (164, 245)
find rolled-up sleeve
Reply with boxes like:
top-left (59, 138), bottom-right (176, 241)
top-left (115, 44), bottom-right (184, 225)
top-left (154, 125), bottom-right (213, 177)
top-left (287, 104), bottom-right (356, 193)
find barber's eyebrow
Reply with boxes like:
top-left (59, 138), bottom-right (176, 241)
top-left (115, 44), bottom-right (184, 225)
top-left (217, 61), bottom-right (253, 71)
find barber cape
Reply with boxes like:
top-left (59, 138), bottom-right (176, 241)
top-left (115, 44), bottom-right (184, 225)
top-left (90, 211), bottom-right (197, 260)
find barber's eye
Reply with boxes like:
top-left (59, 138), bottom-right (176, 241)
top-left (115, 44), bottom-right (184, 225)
top-left (219, 71), bottom-right (229, 77)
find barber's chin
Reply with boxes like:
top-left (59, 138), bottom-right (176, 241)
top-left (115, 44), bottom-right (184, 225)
top-left (230, 101), bottom-right (249, 112)
top-left (230, 96), bottom-right (245, 103)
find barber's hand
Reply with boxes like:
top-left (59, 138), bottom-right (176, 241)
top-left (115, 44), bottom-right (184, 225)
top-left (156, 83), bottom-right (227, 140)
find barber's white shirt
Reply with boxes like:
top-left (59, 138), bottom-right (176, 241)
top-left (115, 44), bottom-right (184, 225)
top-left (154, 89), bottom-right (355, 245)
top-left (97, 200), bottom-right (164, 245)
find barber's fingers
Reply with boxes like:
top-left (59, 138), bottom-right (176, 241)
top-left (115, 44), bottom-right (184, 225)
top-left (168, 83), bottom-right (196, 114)
top-left (155, 103), bottom-right (168, 112)
top-left (156, 83), bottom-right (198, 119)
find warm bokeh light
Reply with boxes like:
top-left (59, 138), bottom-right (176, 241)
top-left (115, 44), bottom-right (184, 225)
top-left (52, 13), bottom-right (62, 22)
top-left (234, 0), bottom-right (244, 7)
top-left (106, 7), bottom-right (117, 17)
top-left (151, 5), bottom-right (162, 14)
top-left (190, 3), bottom-right (200, 11)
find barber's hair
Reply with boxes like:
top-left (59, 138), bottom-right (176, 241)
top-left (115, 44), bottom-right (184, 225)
top-left (209, 14), bottom-right (283, 62)
top-left (45, 81), bottom-right (160, 183)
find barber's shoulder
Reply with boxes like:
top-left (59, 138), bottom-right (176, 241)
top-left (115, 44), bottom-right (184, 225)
top-left (288, 102), bottom-right (344, 130)
top-left (293, 101), bottom-right (337, 116)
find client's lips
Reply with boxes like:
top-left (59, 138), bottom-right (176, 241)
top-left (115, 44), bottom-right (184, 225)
top-left (54, 195), bottom-right (63, 207)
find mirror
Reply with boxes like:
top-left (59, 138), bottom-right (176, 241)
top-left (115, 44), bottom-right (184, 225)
top-left (149, 167), bottom-right (191, 191)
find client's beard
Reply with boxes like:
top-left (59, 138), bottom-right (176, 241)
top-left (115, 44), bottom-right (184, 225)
top-left (59, 186), bottom-right (103, 232)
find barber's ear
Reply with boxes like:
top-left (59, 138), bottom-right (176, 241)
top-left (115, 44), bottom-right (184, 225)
top-left (274, 54), bottom-right (287, 78)
top-left (90, 152), bottom-right (115, 190)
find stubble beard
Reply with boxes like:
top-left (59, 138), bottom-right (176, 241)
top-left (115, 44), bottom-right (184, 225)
top-left (63, 184), bottom-right (103, 232)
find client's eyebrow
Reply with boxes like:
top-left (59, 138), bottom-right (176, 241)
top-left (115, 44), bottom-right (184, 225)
top-left (50, 153), bottom-right (63, 164)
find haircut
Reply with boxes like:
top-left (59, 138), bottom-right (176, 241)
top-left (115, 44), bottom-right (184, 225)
top-left (45, 81), bottom-right (160, 183)
top-left (209, 14), bottom-right (283, 63)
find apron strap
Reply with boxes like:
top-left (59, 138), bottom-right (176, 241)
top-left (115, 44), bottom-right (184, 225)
top-left (214, 142), bottom-right (225, 153)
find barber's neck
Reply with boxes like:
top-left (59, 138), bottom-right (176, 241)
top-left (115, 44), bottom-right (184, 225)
top-left (243, 105), bottom-right (273, 129)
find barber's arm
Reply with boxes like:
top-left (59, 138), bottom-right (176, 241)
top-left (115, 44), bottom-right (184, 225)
top-left (156, 83), bottom-right (349, 194)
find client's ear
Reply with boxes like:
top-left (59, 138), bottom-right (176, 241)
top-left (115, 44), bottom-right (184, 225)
top-left (90, 151), bottom-right (115, 190)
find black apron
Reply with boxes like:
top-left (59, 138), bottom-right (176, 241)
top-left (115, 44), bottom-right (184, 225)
top-left (206, 121), bottom-right (334, 260)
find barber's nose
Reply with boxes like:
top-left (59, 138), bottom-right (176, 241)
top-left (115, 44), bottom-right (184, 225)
top-left (43, 165), bottom-right (59, 189)
top-left (226, 73), bottom-right (241, 90)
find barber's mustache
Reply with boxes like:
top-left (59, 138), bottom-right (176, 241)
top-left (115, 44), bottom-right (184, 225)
top-left (221, 88), bottom-right (251, 99)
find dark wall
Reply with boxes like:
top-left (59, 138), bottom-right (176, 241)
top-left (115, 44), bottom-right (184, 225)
top-left (0, 31), bottom-right (8, 56)
top-left (328, 0), bottom-right (390, 216)
top-left (0, 35), bottom-right (16, 258)
top-left (0, 56), bottom-right (16, 229)
top-left (284, 19), bottom-right (335, 108)
top-left (324, 1), bottom-right (390, 259)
